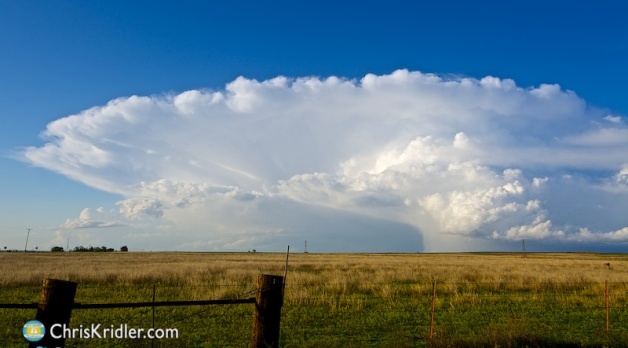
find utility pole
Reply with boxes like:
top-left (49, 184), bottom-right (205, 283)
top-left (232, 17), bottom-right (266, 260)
top-left (521, 239), bottom-right (526, 258)
top-left (66, 238), bottom-right (70, 252)
top-left (24, 228), bottom-right (31, 252)
top-left (304, 240), bottom-right (308, 253)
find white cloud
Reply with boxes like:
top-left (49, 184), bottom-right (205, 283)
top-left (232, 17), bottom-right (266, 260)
top-left (532, 177), bottom-right (548, 188)
top-left (604, 114), bottom-right (622, 123)
top-left (568, 227), bottom-right (628, 243)
top-left (618, 165), bottom-right (628, 186)
top-left (418, 179), bottom-right (527, 235)
top-left (60, 208), bottom-right (125, 229)
top-left (502, 216), bottom-right (555, 240)
top-left (21, 70), bottom-right (628, 251)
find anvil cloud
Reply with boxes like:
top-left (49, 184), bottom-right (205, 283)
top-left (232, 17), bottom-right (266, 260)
top-left (23, 70), bottom-right (628, 251)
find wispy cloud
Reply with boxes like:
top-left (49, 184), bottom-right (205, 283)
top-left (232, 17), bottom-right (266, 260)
top-left (22, 70), bottom-right (628, 250)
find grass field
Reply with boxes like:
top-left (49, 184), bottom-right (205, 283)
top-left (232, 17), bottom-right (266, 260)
top-left (2, 251), bottom-right (628, 347)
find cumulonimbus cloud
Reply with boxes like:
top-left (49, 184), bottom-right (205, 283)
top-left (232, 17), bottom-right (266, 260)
top-left (22, 69), bottom-right (628, 251)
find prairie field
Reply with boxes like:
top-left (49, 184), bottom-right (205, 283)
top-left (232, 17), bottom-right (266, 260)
top-left (2, 251), bottom-right (628, 347)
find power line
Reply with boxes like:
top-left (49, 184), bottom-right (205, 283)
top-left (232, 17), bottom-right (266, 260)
top-left (24, 228), bottom-right (31, 252)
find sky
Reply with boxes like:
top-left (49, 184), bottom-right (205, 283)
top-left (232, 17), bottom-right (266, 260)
top-left (0, 1), bottom-right (627, 253)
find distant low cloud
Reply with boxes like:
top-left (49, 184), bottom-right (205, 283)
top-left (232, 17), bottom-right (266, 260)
top-left (60, 208), bottom-right (124, 229)
top-left (23, 70), bottom-right (628, 251)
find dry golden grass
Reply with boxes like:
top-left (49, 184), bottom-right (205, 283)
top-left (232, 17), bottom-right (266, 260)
top-left (3, 251), bottom-right (627, 284)
top-left (2, 251), bottom-right (627, 297)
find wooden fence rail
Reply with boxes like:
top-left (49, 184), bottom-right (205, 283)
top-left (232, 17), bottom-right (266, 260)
top-left (0, 274), bottom-right (283, 348)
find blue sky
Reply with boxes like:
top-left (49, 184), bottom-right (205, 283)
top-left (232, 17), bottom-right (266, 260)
top-left (1, 1), bottom-right (626, 252)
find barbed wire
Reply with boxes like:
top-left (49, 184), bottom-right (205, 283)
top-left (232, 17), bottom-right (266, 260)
top-left (286, 280), bottom-right (628, 286)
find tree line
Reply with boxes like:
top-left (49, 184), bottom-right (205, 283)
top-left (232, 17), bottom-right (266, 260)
top-left (50, 245), bottom-right (129, 252)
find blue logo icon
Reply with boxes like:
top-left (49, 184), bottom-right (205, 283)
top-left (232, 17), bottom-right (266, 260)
top-left (22, 320), bottom-right (45, 342)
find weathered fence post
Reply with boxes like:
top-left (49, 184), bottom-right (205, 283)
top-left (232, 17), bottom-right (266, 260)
top-left (29, 278), bottom-right (77, 348)
top-left (251, 274), bottom-right (284, 348)
top-left (429, 280), bottom-right (436, 343)
top-left (605, 281), bottom-right (610, 340)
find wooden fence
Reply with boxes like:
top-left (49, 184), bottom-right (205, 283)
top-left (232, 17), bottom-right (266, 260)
top-left (1, 274), bottom-right (284, 348)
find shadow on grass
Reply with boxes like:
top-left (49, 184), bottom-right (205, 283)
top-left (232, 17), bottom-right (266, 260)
top-left (430, 337), bottom-right (599, 348)
top-left (428, 316), bottom-right (620, 348)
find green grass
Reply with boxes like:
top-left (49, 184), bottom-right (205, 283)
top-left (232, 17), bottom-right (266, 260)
top-left (1, 252), bottom-right (628, 347)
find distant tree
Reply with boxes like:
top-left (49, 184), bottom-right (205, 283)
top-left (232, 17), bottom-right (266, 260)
top-left (72, 245), bottom-right (115, 252)
top-left (51, 246), bottom-right (64, 252)
top-left (120, 246), bottom-right (129, 252)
